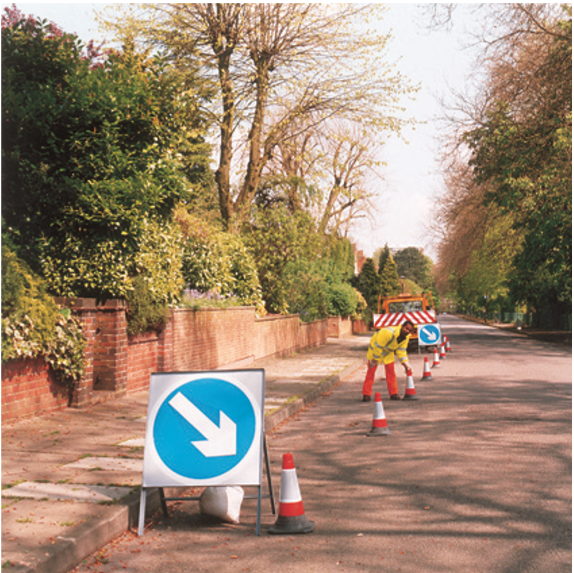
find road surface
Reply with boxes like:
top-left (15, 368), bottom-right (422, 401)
top-left (70, 315), bottom-right (572, 573)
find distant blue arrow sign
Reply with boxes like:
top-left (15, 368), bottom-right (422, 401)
top-left (418, 323), bottom-right (442, 346)
top-left (152, 377), bottom-right (257, 480)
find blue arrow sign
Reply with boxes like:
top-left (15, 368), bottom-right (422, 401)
top-left (152, 377), bottom-right (257, 480)
top-left (418, 324), bottom-right (442, 346)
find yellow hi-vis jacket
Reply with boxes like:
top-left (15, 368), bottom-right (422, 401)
top-left (366, 325), bottom-right (410, 365)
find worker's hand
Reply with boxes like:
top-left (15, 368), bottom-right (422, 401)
top-left (402, 362), bottom-right (411, 374)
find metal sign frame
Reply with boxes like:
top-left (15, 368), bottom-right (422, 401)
top-left (137, 369), bottom-right (274, 536)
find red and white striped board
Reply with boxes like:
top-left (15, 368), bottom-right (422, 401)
top-left (373, 310), bottom-right (436, 329)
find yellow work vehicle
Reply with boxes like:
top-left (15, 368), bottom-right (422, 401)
top-left (373, 291), bottom-right (437, 349)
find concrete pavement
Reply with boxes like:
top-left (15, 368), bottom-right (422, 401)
top-left (2, 334), bottom-right (369, 573)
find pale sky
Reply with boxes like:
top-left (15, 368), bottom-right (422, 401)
top-left (6, 3), bottom-right (476, 262)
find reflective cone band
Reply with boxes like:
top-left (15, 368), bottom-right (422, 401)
top-left (432, 347), bottom-right (441, 368)
top-left (440, 342), bottom-right (447, 359)
top-left (403, 369), bottom-right (419, 400)
top-left (421, 356), bottom-right (433, 381)
top-left (268, 453), bottom-right (315, 534)
top-left (366, 392), bottom-right (391, 436)
top-left (445, 337), bottom-right (451, 352)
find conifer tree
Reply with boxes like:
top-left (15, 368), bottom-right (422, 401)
top-left (377, 244), bottom-right (391, 275)
top-left (356, 258), bottom-right (380, 319)
top-left (380, 253), bottom-right (402, 297)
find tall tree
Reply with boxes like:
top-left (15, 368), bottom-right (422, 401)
top-left (259, 122), bottom-right (381, 235)
top-left (100, 3), bottom-right (415, 229)
top-left (394, 247), bottom-right (433, 289)
top-left (356, 257), bottom-right (380, 319)
top-left (430, 4), bottom-right (571, 320)
top-left (377, 245), bottom-right (392, 275)
top-left (465, 6), bottom-right (572, 316)
top-left (379, 252), bottom-right (401, 298)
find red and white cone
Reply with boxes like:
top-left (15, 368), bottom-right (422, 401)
top-left (268, 453), bottom-right (315, 534)
top-left (421, 356), bottom-right (433, 381)
top-left (445, 336), bottom-right (452, 352)
top-left (432, 347), bottom-right (441, 368)
top-left (403, 369), bottom-right (419, 400)
top-left (440, 342), bottom-right (447, 359)
top-left (366, 392), bottom-right (391, 436)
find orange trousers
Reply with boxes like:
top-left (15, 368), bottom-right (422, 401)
top-left (362, 361), bottom-right (398, 398)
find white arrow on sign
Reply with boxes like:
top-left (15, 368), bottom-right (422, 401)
top-left (169, 392), bottom-right (236, 458)
top-left (424, 329), bottom-right (439, 342)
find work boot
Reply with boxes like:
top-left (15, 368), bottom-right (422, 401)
top-left (362, 395), bottom-right (371, 402)
top-left (390, 394), bottom-right (400, 400)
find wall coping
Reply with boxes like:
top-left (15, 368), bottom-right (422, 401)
top-left (172, 306), bottom-right (255, 313)
top-left (54, 297), bottom-right (127, 311)
top-left (255, 313), bottom-right (301, 322)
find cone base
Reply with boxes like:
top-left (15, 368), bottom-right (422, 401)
top-left (268, 514), bottom-right (315, 534)
top-left (366, 426), bottom-right (392, 436)
top-left (421, 375), bottom-right (433, 381)
top-left (403, 394), bottom-right (419, 401)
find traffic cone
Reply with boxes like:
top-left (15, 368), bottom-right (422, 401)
top-left (366, 392), bottom-right (391, 436)
top-left (432, 347), bottom-right (441, 368)
top-left (421, 356), bottom-right (433, 381)
top-left (268, 453), bottom-right (315, 534)
top-left (440, 342), bottom-right (447, 359)
top-left (403, 369), bottom-right (419, 400)
top-left (445, 336), bottom-right (452, 352)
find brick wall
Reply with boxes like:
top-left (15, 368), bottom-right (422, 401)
top-left (253, 315), bottom-right (300, 359)
top-left (327, 316), bottom-right (353, 338)
top-left (2, 302), bottom-right (329, 422)
top-left (128, 332), bottom-right (161, 394)
top-left (2, 358), bottom-right (69, 422)
top-left (299, 318), bottom-right (328, 348)
top-left (172, 307), bottom-right (255, 371)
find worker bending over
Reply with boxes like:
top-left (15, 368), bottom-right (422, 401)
top-left (362, 320), bottom-right (415, 401)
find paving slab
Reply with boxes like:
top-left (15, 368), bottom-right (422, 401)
top-left (3, 482), bottom-right (134, 503)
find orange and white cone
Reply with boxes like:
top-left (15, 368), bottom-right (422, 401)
top-left (403, 369), bottom-right (419, 401)
top-left (366, 392), bottom-right (391, 436)
top-left (445, 336), bottom-right (452, 352)
top-left (268, 453), bottom-right (315, 534)
top-left (440, 342), bottom-right (447, 359)
top-left (421, 356), bottom-right (433, 381)
top-left (432, 347), bottom-right (441, 368)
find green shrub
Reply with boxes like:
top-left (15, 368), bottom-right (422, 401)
top-left (44, 309), bottom-right (87, 392)
top-left (242, 205), bottom-right (324, 315)
top-left (326, 283), bottom-right (358, 317)
top-left (177, 207), bottom-right (263, 310)
top-left (352, 288), bottom-right (369, 322)
top-left (125, 276), bottom-right (171, 337)
top-left (283, 260), bottom-right (330, 322)
top-left (2, 247), bottom-right (86, 394)
top-left (2, 246), bottom-right (60, 355)
top-left (126, 218), bottom-right (185, 336)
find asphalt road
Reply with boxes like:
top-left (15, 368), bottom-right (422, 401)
top-left (70, 315), bottom-right (572, 573)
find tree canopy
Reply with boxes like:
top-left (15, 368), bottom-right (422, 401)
top-left (394, 247), bottom-right (433, 289)
top-left (99, 3), bottom-right (416, 230)
top-left (2, 6), bottom-right (213, 303)
top-left (431, 4), bottom-right (571, 323)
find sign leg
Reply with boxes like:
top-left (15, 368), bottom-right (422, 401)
top-left (159, 487), bottom-right (169, 518)
top-left (256, 485), bottom-right (262, 536)
top-left (263, 435), bottom-right (276, 515)
top-left (138, 488), bottom-right (147, 536)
